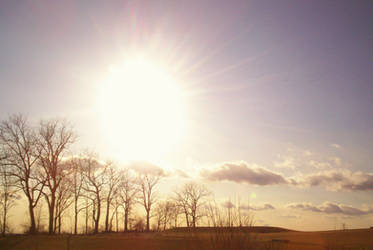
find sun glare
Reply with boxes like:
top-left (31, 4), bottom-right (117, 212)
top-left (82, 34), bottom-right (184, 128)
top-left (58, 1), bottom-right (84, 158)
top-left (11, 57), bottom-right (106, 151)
top-left (97, 56), bottom-right (185, 162)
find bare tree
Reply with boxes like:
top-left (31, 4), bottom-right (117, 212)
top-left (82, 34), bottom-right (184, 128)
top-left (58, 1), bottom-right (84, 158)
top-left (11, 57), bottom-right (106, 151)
top-left (103, 164), bottom-right (121, 232)
top-left (37, 119), bottom-right (75, 234)
top-left (205, 197), bottom-right (255, 228)
top-left (69, 157), bottom-right (85, 234)
top-left (0, 115), bottom-right (44, 234)
top-left (34, 201), bottom-right (46, 232)
top-left (108, 197), bottom-right (121, 232)
top-left (83, 196), bottom-right (90, 234)
top-left (174, 187), bottom-right (191, 227)
top-left (223, 198), bottom-right (234, 227)
top-left (81, 154), bottom-right (108, 234)
top-left (119, 169), bottom-right (138, 231)
top-left (205, 200), bottom-right (222, 227)
top-left (133, 216), bottom-right (145, 231)
top-left (138, 172), bottom-right (162, 231)
top-left (0, 161), bottom-right (20, 235)
top-left (169, 201), bottom-right (182, 228)
top-left (53, 175), bottom-right (73, 234)
top-left (175, 182), bottom-right (210, 228)
top-left (154, 200), bottom-right (174, 231)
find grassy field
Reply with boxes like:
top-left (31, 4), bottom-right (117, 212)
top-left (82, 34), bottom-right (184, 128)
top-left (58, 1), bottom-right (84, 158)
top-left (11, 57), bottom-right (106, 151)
top-left (0, 228), bottom-right (372, 250)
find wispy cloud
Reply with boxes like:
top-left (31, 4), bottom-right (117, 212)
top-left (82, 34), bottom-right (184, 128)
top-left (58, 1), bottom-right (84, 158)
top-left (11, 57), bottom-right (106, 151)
top-left (287, 202), bottom-right (373, 216)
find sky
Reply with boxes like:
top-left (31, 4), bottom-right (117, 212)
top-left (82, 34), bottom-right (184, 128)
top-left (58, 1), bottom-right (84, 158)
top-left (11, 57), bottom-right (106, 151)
top-left (1, 0), bottom-right (373, 231)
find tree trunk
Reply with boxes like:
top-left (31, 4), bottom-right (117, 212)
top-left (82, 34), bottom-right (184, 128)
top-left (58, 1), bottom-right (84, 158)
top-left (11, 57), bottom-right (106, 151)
top-left (94, 200), bottom-right (101, 234)
top-left (2, 200), bottom-right (7, 236)
top-left (48, 194), bottom-right (56, 234)
top-left (124, 209), bottom-right (129, 231)
top-left (146, 210), bottom-right (150, 231)
top-left (74, 212), bottom-right (78, 234)
top-left (28, 203), bottom-right (37, 234)
top-left (105, 199), bottom-right (110, 231)
top-left (54, 213), bottom-right (58, 233)
top-left (85, 203), bottom-right (88, 234)
top-left (74, 198), bottom-right (78, 234)
top-left (115, 208), bottom-right (118, 232)
top-left (184, 211), bottom-right (189, 227)
top-left (58, 215), bottom-right (61, 234)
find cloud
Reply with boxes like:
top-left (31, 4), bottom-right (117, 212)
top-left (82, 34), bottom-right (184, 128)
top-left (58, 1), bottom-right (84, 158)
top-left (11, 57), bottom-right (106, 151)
top-left (303, 151), bottom-right (312, 156)
top-left (274, 148), bottom-right (338, 170)
top-left (240, 203), bottom-right (275, 211)
top-left (331, 157), bottom-right (342, 166)
top-left (200, 160), bottom-right (373, 192)
top-left (202, 161), bottom-right (288, 186)
top-left (221, 201), bottom-right (235, 209)
top-left (274, 156), bottom-right (296, 169)
top-left (129, 161), bottom-right (167, 176)
top-left (287, 202), bottom-right (373, 216)
top-left (281, 214), bottom-right (300, 219)
top-left (295, 169), bottom-right (373, 191)
top-left (174, 169), bottom-right (190, 178)
top-left (220, 201), bottom-right (275, 211)
top-left (308, 160), bottom-right (332, 169)
top-left (331, 144), bottom-right (342, 149)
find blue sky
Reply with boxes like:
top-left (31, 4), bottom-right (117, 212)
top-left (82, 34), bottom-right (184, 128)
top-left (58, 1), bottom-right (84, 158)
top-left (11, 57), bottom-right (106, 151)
top-left (1, 0), bottom-right (373, 230)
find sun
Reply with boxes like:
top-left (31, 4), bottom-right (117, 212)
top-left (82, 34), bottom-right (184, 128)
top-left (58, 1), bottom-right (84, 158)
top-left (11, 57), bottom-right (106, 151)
top-left (97, 56), bottom-right (186, 162)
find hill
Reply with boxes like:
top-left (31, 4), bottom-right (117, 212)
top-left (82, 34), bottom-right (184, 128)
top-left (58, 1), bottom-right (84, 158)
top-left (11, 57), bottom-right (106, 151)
top-left (167, 226), bottom-right (294, 233)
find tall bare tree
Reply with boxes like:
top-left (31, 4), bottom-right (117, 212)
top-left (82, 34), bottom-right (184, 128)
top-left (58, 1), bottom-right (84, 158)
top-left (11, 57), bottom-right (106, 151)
top-left (154, 200), bottom-right (174, 231)
top-left (174, 187), bottom-right (191, 227)
top-left (103, 163), bottom-right (121, 232)
top-left (81, 154), bottom-right (108, 234)
top-left (70, 157), bottom-right (85, 234)
top-left (53, 174), bottom-right (73, 233)
top-left (108, 197), bottom-right (121, 232)
top-left (205, 198), bottom-right (255, 227)
top-left (175, 182), bottom-right (210, 228)
top-left (138, 172), bottom-right (161, 231)
top-left (0, 160), bottom-right (20, 235)
top-left (119, 169), bottom-right (138, 231)
top-left (169, 201), bottom-right (181, 228)
top-left (37, 119), bottom-right (75, 234)
top-left (0, 115), bottom-right (44, 234)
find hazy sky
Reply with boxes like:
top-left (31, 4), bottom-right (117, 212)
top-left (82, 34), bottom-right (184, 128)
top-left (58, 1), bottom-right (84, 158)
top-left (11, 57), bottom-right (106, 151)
top-left (1, 0), bottom-right (373, 230)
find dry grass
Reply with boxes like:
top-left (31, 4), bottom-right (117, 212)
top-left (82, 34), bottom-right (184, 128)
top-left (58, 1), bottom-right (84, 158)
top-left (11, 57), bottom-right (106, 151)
top-left (0, 228), bottom-right (372, 250)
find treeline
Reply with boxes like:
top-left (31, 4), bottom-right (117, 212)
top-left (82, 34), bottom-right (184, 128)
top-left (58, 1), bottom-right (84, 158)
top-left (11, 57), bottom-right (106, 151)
top-left (0, 114), bottom-right (253, 235)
